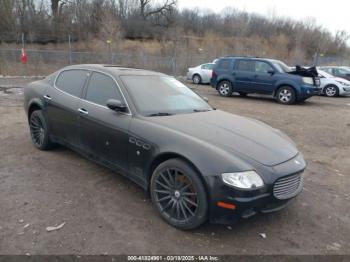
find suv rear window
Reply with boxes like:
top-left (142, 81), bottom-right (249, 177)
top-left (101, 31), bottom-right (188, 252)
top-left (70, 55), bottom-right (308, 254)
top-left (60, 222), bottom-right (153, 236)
top-left (235, 60), bottom-right (254, 72)
top-left (217, 59), bottom-right (231, 70)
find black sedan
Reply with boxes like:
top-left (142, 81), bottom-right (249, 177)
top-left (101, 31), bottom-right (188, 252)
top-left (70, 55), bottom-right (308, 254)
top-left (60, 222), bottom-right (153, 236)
top-left (24, 64), bottom-right (306, 230)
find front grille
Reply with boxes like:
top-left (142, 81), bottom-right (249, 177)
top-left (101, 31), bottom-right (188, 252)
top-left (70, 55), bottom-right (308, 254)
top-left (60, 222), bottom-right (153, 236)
top-left (273, 172), bottom-right (304, 200)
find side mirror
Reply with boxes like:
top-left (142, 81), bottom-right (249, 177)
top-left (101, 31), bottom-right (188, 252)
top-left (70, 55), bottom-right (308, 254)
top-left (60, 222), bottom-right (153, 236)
top-left (106, 99), bottom-right (127, 113)
top-left (267, 69), bottom-right (275, 75)
top-left (202, 96), bottom-right (209, 102)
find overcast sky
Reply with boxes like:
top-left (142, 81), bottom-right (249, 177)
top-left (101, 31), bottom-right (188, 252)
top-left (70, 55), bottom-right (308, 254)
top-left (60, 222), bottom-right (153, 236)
top-left (177, 0), bottom-right (349, 35)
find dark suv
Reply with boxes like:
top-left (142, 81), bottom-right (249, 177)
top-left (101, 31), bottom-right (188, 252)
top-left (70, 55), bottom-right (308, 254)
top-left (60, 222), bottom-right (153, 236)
top-left (211, 57), bottom-right (321, 104)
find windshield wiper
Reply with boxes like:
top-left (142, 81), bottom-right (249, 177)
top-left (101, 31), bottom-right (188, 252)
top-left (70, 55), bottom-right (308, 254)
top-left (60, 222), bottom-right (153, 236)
top-left (193, 109), bottom-right (211, 112)
top-left (147, 112), bottom-right (173, 117)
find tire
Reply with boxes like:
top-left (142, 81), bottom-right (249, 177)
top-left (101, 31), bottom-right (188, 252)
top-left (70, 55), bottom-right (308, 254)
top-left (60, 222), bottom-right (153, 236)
top-left (239, 92), bottom-right (247, 97)
top-left (192, 74), bottom-right (201, 85)
top-left (276, 86), bottom-right (296, 105)
top-left (217, 81), bottom-right (233, 97)
top-left (323, 85), bottom-right (339, 97)
top-left (150, 158), bottom-right (208, 230)
top-left (29, 110), bottom-right (53, 150)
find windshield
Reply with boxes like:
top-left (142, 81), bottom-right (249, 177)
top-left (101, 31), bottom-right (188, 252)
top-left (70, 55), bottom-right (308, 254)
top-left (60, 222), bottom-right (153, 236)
top-left (121, 75), bottom-right (213, 116)
top-left (271, 60), bottom-right (292, 73)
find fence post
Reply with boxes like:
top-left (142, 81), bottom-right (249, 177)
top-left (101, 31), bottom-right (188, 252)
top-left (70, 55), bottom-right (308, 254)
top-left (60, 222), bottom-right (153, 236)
top-left (68, 34), bottom-right (72, 65)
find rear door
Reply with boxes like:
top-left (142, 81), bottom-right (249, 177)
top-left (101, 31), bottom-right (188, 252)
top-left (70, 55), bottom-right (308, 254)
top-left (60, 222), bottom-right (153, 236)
top-left (78, 71), bottom-right (131, 173)
top-left (44, 69), bottom-right (90, 148)
top-left (234, 60), bottom-right (255, 91)
top-left (251, 60), bottom-right (277, 94)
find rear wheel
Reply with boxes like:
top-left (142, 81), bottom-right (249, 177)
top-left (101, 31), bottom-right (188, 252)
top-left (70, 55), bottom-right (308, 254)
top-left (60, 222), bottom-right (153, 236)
top-left (150, 158), bottom-right (208, 230)
top-left (276, 86), bottom-right (296, 104)
top-left (218, 81), bottom-right (233, 97)
top-left (192, 74), bottom-right (201, 85)
top-left (324, 85), bottom-right (339, 97)
top-left (29, 110), bottom-right (53, 150)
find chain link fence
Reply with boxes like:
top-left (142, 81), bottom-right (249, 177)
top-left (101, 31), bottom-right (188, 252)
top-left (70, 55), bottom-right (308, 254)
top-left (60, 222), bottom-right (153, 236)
top-left (1, 48), bottom-right (349, 77)
top-left (0, 48), bottom-right (213, 77)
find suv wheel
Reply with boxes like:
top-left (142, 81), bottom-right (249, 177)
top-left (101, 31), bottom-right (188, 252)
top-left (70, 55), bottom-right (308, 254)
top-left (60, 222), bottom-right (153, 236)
top-left (324, 85), bottom-right (339, 97)
top-left (192, 74), bottom-right (201, 85)
top-left (150, 158), bottom-right (208, 230)
top-left (218, 81), bottom-right (233, 97)
top-left (276, 86), bottom-right (296, 104)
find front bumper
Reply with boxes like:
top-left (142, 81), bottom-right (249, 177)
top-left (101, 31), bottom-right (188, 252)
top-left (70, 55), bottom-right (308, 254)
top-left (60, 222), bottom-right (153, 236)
top-left (340, 86), bottom-right (350, 96)
top-left (300, 85), bottom-right (322, 99)
top-left (206, 155), bottom-right (306, 225)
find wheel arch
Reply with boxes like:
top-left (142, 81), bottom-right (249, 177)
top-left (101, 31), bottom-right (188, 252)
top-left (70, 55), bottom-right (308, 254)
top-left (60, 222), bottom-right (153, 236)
top-left (216, 78), bottom-right (233, 90)
top-left (274, 83), bottom-right (298, 98)
top-left (145, 152), bottom-right (210, 197)
top-left (323, 83), bottom-right (339, 95)
top-left (27, 100), bottom-right (44, 120)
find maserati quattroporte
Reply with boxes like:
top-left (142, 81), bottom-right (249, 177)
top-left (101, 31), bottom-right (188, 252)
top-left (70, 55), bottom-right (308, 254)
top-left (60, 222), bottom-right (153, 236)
top-left (24, 64), bottom-right (306, 229)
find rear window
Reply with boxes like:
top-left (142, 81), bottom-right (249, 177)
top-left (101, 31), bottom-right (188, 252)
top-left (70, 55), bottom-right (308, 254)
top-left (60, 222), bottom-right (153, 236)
top-left (235, 60), bottom-right (254, 72)
top-left (217, 59), bottom-right (231, 70)
top-left (55, 70), bottom-right (89, 97)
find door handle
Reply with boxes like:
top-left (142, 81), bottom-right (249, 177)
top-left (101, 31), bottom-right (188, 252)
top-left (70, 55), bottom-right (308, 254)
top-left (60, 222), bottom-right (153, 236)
top-left (78, 108), bottom-right (88, 115)
top-left (43, 95), bottom-right (52, 100)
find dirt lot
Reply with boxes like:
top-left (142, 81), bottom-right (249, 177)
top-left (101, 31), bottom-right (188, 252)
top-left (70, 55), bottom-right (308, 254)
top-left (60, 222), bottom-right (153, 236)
top-left (0, 83), bottom-right (349, 255)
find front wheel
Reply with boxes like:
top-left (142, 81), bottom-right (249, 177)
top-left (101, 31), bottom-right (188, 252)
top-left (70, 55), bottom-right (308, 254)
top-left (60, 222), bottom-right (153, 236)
top-left (276, 86), bottom-right (296, 104)
top-left (324, 85), bottom-right (339, 97)
top-left (150, 158), bottom-right (208, 230)
top-left (29, 110), bottom-right (53, 150)
top-left (217, 81), bottom-right (233, 97)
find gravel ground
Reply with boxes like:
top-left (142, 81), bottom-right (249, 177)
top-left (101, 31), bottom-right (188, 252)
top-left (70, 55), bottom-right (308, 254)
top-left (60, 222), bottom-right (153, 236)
top-left (0, 83), bottom-right (349, 255)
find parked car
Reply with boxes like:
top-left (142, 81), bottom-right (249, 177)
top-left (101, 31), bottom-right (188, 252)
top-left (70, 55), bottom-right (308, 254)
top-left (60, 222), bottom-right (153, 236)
top-left (187, 63), bottom-right (215, 84)
top-left (211, 57), bottom-right (321, 104)
top-left (24, 64), bottom-right (306, 230)
top-left (319, 66), bottom-right (350, 81)
top-left (318, 69), bottom-right (350, 97)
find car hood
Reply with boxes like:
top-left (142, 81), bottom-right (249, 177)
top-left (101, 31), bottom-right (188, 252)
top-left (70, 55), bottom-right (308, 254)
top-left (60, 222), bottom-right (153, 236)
top-left (148, 110), bottom-right (298, 166)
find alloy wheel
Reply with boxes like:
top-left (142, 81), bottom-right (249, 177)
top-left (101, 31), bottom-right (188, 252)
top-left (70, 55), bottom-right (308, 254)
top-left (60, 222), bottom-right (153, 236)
top-left (30, 114), bottom-right (45, 147)
top-left (153, 168), bottom-right (198, 223)
top-left (279, 89), bottom-right (292, 103)
top-left (219, 83), bottom-right (230, 95)
top-left (325, 86), bottom-right (337, 97)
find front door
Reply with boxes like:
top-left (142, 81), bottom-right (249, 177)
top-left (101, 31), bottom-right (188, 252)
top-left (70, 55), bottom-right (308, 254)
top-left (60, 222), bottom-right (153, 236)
top-left (251, 61), bottom-right (277, 94)
top-left (78, 71), bottom-right (131, 173)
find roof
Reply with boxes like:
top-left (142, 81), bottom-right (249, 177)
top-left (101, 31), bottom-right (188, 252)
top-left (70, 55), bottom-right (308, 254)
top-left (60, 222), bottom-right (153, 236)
top-left (62, 64), bottom-right (167, 77)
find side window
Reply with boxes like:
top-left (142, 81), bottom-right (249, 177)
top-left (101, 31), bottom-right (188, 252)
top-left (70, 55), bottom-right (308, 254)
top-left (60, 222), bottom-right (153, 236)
top-left (235, 60), bottom-right (254, 72)
top-left (206, 64), bottom-right (214, 70)
top-left (217, 59), bottom-right (231, 70)
top-left (55, 70), bottom-right (88, 97)
top-left (255, 61), bottom-right (273, 73)
top-left (201, 64), bottom-right (214, 70)
top-left (85, 72), bottom-right (122, 106)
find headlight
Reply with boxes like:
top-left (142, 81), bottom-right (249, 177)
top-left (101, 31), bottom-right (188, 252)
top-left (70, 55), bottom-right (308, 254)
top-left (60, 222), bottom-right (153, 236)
top-left (302, 77), bottom-right (314, 85)
top-left (221, 171), bottom-right (264, 189)
top-left (336, 80), bottom-right (350, 87)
